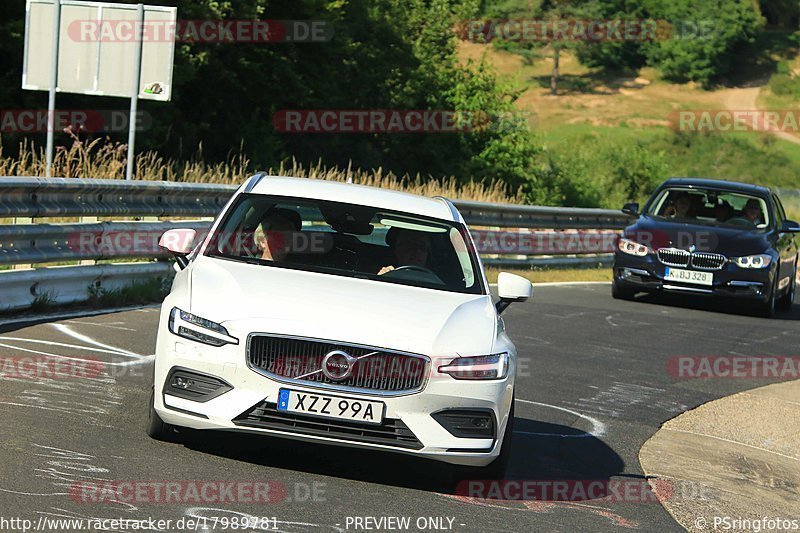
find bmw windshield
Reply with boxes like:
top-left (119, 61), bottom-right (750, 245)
top-left (644, 188), bottom-right (771, 231)
top-left (204, 194), bottom-right (485, 295)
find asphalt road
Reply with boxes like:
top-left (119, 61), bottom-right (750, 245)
top-left (0, 284), bottom-right (797, 532)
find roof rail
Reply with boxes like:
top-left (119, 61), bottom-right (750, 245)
top-left (243, 172), bottom-right (268, 193)
top-left (433, 196), bottom-right (460, 222)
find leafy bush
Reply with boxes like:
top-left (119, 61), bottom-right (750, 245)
top-left (641, 0), bottom-right (764, 87)
top-left (480, 0), bottom-right (766, 87)
top-left (531, 135), bottom-right (667, 208)
top-left (769, 73), bottom-right (800, 98)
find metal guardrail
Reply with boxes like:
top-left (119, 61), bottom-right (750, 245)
top-left (454, 200), bottom-right (631, 229)
top-left (0, 176), bottom-right (629, 311)
top-left (0, 177), bottom-right (230, 218)
top-left (0, 262), bottom-right (173, 312)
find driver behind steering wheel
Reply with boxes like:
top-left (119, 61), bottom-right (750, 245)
top-left (378, 228), bottom-right (431, 276)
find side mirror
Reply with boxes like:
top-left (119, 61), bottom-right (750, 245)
top-left (158, 228), bottom-right (197, 269)
top-left (781, 220), bottom-right (800, 233)
top-left (496, 272), bottom-right (533, 315)
top-left (622, 202), bottom-right (639, 216)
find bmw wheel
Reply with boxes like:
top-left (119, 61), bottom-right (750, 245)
top-left (611, 279), bottom-right (635, 300)
top-left (776, 261), bottom-right (797, 311)
top-left (755, 274), bottom-right (778, 318)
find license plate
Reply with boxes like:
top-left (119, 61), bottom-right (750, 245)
top-left (277, 389), bottom-right (384, 425)
top-left (664, 267), bottom-right (713, 286)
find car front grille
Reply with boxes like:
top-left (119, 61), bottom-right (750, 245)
top-left (657, 248), bottom-right (726, 271)
top-left (233, 401), bottom-right (423, 450)
top-left (690, 252), bottom-right (726, 270)
top-left (657, 248), bottom-right (690, 267)
top-left (246, 335), bottom-right (429, 395)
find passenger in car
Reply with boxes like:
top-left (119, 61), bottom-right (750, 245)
top-left (663, 192), bottom-right (693, 219)
top-left (257, 208), bottom-right (302, 262)
top-left (378, 228), bottom-right (431, 275)
top-left (742, 199), bottom-right (762, 225)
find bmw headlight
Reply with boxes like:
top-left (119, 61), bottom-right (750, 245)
top-left (733, 254), bottom-right (772, 269)
top-left (438, 353), bottom-right (509, 380)
top-left (168, 307), bottom-right (238, 347)
top-left (618, 238), bottom-right (650, 257)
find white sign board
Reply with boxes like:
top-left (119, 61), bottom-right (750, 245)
top-left (23, 0), bottom-right (176, 101)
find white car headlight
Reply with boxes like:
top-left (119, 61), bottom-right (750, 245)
top-left (168, 307), bottom-right (238, 347)
top-left (733, 254), bottom-right (772, 269)
top-left (618, 238), bottom-right (650, 257)
top-left (438, 353), bottom-right (509, 380)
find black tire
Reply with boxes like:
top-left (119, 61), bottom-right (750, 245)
top-left (776, 262), bottom-right (797, 311)
top-left (755, 274), bottom-right (778, 318)
top-left (447, 397), bottom-right (515, 486)
top-left (481, 398), bottom-right (515, 480)
top-left (146, 387), bottom-right (177, 441)
top-left (611, 279), bottom-right (636, 300)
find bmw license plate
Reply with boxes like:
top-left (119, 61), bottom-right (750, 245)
top-left (277, 389), bottom-right (384, 425)
top-left (664, 267), bottom-right (713, 286)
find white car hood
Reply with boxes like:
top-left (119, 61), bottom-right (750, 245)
top-left (189, 257), bottom-right (497, 356)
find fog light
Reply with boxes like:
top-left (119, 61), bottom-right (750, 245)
top-left (432, 409), bottom-right (496, 438)
top-left (472, 417), bottom-right (491, 429)
top-left (165, 367), bottom-right (233, 403)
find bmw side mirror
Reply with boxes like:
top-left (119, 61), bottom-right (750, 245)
top-left (495, 272), bottom-right (533, 315)
top-left (622, 202), bottom-right (639, 216)
top-left (158, 228), bottom-right (197, 269)
top-left (781, 220), bottom-right (800, 233)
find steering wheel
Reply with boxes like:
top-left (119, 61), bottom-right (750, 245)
top-left (386, 265), bottom-right (444, 285)
top-left (726, 217), bottom-right (755, 228)
top-left (392, 265), bottom-right (437, 275)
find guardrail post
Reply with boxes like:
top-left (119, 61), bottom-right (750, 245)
top-left (79, 216), bottom-right (98, 266)
top-left (12, 216), bottom-right (33, 270)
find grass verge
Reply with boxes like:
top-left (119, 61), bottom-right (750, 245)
top-left (87, 277), bottom-right (171, 308)
top-left (485, 267), bottom-right (612, 284)
top-left (0, 138), bottom-right (522, 204)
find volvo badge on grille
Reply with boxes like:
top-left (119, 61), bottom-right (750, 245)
top-left (322, 350), bottom-right (357, 381)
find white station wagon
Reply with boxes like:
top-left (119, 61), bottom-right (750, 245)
top-left (151, 174), bottom-right (532, 476)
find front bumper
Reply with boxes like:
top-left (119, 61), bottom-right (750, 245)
top-left (153, 313), bottom-right (514, 467)
top-left (613, 251), bottom-right (774, 301)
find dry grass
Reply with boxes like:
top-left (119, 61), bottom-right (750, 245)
top-left (457, 41), bottom-right (762, 131)
top-left (485, 267), bottom-right (612, 284)
top-left (0, 136), bottom-right (523, 204)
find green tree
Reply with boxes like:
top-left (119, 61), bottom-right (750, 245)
top-left (641, 0), bottom-right (764, 87)
top-left (0, 0), bottom-right (546, 191)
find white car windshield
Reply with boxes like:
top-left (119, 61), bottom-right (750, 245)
top-left (205, 194), bottom-right (484, 295)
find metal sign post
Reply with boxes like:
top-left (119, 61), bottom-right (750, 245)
top-left (45, 0), bottom-right (61, 178)
top-left (22, 0), bottom-right (176, 180)
top-left (126, 3), bottom-right (145, 180)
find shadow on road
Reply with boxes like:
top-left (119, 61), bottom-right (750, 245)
top-left (632, 292), bottom-right (800, 321)
top-left (173, 416), bottom-right (628, 501)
